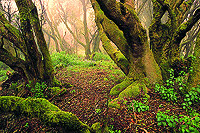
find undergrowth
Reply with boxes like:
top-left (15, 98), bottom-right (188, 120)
top-left (0, 62), bottom-right (10, 82)
top-left (51, 51), bottom-right (114, 69)
top-left (154, 56), bottom-right (200, 132)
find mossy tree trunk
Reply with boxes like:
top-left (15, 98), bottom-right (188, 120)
top-left (149, 0), bottom-right (200, 80)
top-left (91, 0), bottom-right (200, 108)
top-left (0, 0), bottom-right (59, 86)
top-left (91, 0), bottom-right (162, 108)
top-left (187, 32), bottom-right (200, 88)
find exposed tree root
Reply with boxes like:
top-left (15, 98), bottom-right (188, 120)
top-left (109, 77), bottom-right (133, 95)
top-left (108, 80), bottom-right (149, 109)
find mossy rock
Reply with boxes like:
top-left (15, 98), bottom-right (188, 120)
top-left (91, 122), bottom-right (109, 133)
top-left (0, 96), bottom-right (90, 133)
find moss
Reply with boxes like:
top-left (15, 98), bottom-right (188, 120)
top-left (50, 77), bottom-right (61, 87)
top-left (110, 77), bottom-right (133, 95)
top-left (108, 98), bottom-right (121, 109)
top-left (91, 122), bottom-right (101, 133)
top-left (0, 96), bottom-right (90, 132)
top-left (109, 81), bottom-right (149, 108)
top-left (49, 87), bottom-right (62, 95)
top-left (118, 81), bottom-right (141, 100)
top-left (187, 36), bottom-right (200, 88)
top-left (4, 23), bottom-right (21, 39)
top-left (114, 51), bottom-right (129, 70)
top-left (48, 87), bottom-right (68, 98)
top-left (0, 96), bottom-right (21, 112)
top-left (179, 23), bottom-right (187, 31)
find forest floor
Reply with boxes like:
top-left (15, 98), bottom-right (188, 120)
top-left (0, 61), bottom-right (199, 133)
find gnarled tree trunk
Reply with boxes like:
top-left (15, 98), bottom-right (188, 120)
top-left (0, 0), bottom-right (59, 86)
top-left (91, 0), bottom-right (162, 108)
top-left (91, 0), bottom-right (200, 108)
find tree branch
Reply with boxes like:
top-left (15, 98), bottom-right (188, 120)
top-left (0, 11), bottom-right (27, 55)
top-left (96, 0), bottom-right (147, 58)
top-left (151, 0), bottom-right (167, 24)
top-left (60, 15), bottom-right (86, 48)
top-left (175, 0), bottom-right (184, 8)
top-left (91, 0), bottom-right (132, 60)
top-left (43, 29), bottom-right (57, 41)
top-left (91, 0), bottom-right (129, 74)
top-left (155, 0), bottom-right (176, 29)
top-left (0, 47), bottom-right (26, 78)
top-left (173, 8), bottom-right (200, 45)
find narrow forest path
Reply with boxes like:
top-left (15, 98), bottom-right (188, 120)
top-left (53, 67), bottom-right (180, 132)
top-left (55, 67), bottom-right (119, 126)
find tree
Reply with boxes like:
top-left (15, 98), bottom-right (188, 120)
top-left (0, 0), bottom-right (20, 57)
top-left (58, 0), bottom-right (100, 58)
top-left (0, 0), bottom-right (59, 86)
top-left (90, 0), bottom-right (200, 108)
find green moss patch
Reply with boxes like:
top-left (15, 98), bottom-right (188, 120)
top-left (118, 82), bottom-right (141, 100)
top-left (108, 98), bottom-right (121, 109)
top-left (0, 96), bottom-right (90, 132)
top-left (109, 81), bottom-right (149, 109)
top-left (110, 77), bottom-right (133, 95)
top-left (48, 87), bottom-right (68, 96)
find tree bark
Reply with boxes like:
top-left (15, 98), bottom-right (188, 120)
top-left (187, 32), bottom-right (200, 88)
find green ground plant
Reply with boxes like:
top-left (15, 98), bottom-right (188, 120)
top-left (51, 52), bottom-right (96, 68)
top-left (92, 52), bottom-right (111, 61)
top-left (157, 110), bottom-right (200, 133)
top-left (26, 82), bottom-right (48, 98)
top-left (154, 69), bottom-right (178, 102)
top-left (108, 125), bottom-right (122, 133)
top-left (24, 123), bottom-right (29, 128)
top-left (182, 86), bottom-right (200, 111)
top-left (126, 100), bottom-right (149, 113)
top-left (51, 51), bottom-right (118, 68)
top-left (155, 57), bottom-right (200, 132)
top-left (95, 108), bottom-right (101, 114)
top-left (0, 62), bottom-right (10, 82)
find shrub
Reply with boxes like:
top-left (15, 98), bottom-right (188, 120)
top-left (51, 51), bottom-right (71, 67)
top-left (157, 110), bottom-right (200, 132)
top-left (126, 100), bottom-right (149, 112)
top-left (26, 82), bottom-right (48, 98)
